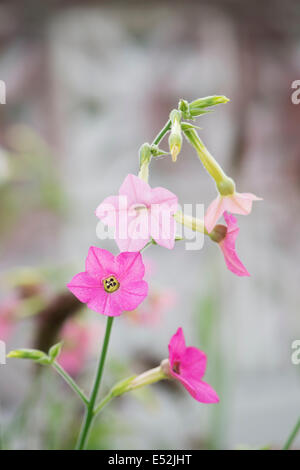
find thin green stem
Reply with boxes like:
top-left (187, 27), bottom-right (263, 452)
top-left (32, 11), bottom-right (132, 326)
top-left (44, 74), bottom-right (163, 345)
top-left (76, 316), bottom-right (114, 450)
top-left (52, 362), bottom-right (89, 406)
top-left (93, 391), bottom-right (114, 417)
top-left (283, 418), bottom-right (300, 450)
top-left (152, 119), bottom-right (171, 146)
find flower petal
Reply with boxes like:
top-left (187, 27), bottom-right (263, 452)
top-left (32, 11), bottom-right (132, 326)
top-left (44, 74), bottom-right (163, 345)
top-left (85, 247), bottom-right (117, 280)
top-left (95, 195), bottom-right (121, 226)
top-left (205, 196), bottom-right (226, 233)
top-left (150, 206), bottom-right (176, 249)
top-left (224, 192), bottom-right (262, 216)
top-left (67, 271), bottom-right (100, 303)
top-left (219, 212), bottom-right (250, 276)
top-left (168, 327), bottom-right (186, 368)
top-left (119, 174), bottom-right (152, 206)
top-left (172, 373), bottom-right (219, 403)
top-left (179, 346), bottom-right (207, 381)
top-left (116, 251), bottom-right (146, 283)
top-left (150, 187), bottom-right (178, 213)
top-left (118, 280), bottom-right (148, 311)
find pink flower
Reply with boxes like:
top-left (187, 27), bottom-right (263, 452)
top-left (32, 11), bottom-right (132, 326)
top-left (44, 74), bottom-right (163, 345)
top-left (205, 192), bottom-right (262, 233)
top-left (67, 247), bottom-right (148, 317)
top-left (95, 174), bottom-right (178, 252)
top-left (58, 320), bottom-right (90, 377)
top-left (217, 212), bottom-right (250, 277)
top-left (58, 319), bottom-right (103, 377)
top-left (126, 289), bottom-right (176, 326)
top-left (168, 328), bottom-right (219, 403)
top-left (0, 297), bottom-right (19, 341)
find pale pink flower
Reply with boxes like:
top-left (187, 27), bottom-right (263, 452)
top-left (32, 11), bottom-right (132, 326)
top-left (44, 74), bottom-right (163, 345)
top-left (205, 192), bottom-right (262, 233)
top-left (168, 328), bottom-right (219, 403)
top-left (95, 174), bottom-right (178, 252)
top-left (217, 211), bottom-right (250, 277)
top-left (58, 320), bottom-right (90, 377)
top-left (58, 319), bottom-right (103, 377)
top-left (67, 247), bottom-right (148, 317)
top-left (126, 289), bottom-right (176, 326)
top-left (0, 297), bottom-right (19, 341)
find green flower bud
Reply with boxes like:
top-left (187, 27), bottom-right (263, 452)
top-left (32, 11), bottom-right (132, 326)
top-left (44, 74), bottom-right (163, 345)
top-left (189, 95), bottom-right (229, 117)
top-left (169, 109), bottom-right (182, 162)
top-left (7, 348), bottom-right (50, 364)
top-left (139, 142), bottom-right (152, 167)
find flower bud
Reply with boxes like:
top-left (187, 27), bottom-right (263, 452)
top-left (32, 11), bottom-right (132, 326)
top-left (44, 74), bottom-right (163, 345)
top-left (169, 110), bottom-right (182, 162)
top-left (139, 142), bottom-right (152, 167)
top-left (189, 95), bottom-right (229, 117)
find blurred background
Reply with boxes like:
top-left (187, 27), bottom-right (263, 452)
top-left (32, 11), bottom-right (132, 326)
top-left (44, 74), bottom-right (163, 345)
top-left (0, 0), bottom-right (300, 450)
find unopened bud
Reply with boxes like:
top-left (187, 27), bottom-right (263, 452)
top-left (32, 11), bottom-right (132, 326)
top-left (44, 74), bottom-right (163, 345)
top-left (169, 110), bottom-right (182, 162)
top-left (189, 95), bottom-right (229, 117)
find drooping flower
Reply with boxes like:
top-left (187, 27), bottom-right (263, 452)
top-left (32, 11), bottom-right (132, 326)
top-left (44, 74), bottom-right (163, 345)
top-left (205, 191), bottom-right (262, 233)
top-left (58, 319), bottom-right (103, 377)
top-left (67, 247), bottom-right (148, 317)
top-left (210, 211), bottom-right (250, 277)
top-left (95, 174), bottom-right (178, 252)
top-left (166, 327), bottom-right (219, 403)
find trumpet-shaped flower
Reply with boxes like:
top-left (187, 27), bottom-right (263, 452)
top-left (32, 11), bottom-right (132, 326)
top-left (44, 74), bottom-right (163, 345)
top-left (167, 327), bottom-right (219, 403)
top-left (211, 211), bottom-right (250, 277)
top-left (205, 191), bottom-right (262, 233)
top-left (95, 174), bottom-right (178, 252)
top-left (67, 247), bottom-right (148, 317)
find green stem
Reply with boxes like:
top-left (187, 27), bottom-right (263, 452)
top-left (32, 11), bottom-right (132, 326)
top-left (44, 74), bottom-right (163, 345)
top-left (152, 120), bottom-right (171, 146)
top-left (52, 362), bottom-right (89, 406)
top-left (183, 128), bottom-right (227, 184)
top-left (76, 316), bottom-right (114, 450)
top-left (283, 418), bottom-right (300, 450)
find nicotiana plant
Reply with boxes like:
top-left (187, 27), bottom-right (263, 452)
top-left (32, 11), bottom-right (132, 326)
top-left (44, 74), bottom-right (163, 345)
top-left (8, 94), bottom-right (297, 450)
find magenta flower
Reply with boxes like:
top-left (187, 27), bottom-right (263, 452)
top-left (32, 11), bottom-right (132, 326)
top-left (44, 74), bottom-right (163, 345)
top-left (205, 191), bottom-right (262, 233)
top-left (67, 247), bottom-right (148, 317)
top-left (95, 174), bottom-right (178, 252)
top-left (168, 327), bottom-right (219, 403)
top-left (215, 211), bottom-right (250, 277)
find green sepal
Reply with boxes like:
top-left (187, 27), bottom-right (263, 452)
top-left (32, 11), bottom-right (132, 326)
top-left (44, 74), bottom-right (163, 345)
top-left (150, 144), bottom-right (168, 157)
top-left (48, 342), bottom-right (63, 362)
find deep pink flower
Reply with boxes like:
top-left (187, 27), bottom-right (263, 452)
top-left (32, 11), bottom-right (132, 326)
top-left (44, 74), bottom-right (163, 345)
top-left (67, 247), bottom-right (148, 317)
top-left (205, 192), bottom-right (262, 233)
top-left (95, 174), bottom-right (178, 252)
top-left (218, 211), bottom-right (250, 277)
top-left (168, 327), bottom-right (219, 403)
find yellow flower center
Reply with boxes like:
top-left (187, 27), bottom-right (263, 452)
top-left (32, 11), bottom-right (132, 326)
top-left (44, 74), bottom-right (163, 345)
top-left (103, 275), bottom-right (120, 293)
